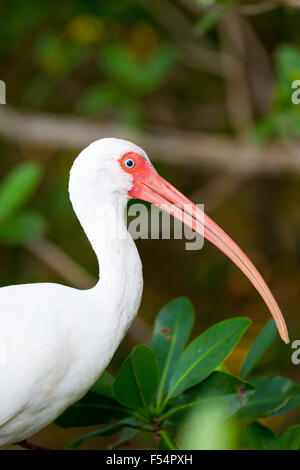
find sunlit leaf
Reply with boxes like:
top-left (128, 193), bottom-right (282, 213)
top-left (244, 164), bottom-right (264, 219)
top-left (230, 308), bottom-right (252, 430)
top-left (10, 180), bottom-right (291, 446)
top-left (243, 422), bottom-right (276, 450)
top-left (0, 210), bottom-right (46, 244)
top-left (182, 401), bottom-right (238, 450)
top-left (0, 162), bottom-right (42, 222)
top-left (275, 425), bottom-right (300, 450)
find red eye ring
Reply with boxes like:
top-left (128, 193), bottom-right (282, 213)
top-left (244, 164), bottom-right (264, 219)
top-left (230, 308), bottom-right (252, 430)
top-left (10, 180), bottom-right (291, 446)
top-left (119, 152), bottom-right (141, 172)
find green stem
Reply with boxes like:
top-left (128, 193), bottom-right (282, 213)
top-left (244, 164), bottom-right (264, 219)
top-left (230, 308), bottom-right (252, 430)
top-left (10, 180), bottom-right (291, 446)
top-left (159, 430), bottom-right (177, 450)
top-left (158, 394), bottom-right (170, 415)
top-left (129, 410), bottom-right (150, 423)
top-left (126, 423), bottom-right (153, 433)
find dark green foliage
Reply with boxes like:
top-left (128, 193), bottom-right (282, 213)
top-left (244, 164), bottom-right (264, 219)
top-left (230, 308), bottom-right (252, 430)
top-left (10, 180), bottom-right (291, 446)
top-left (241, 319), bottom-right (277, 379)
top-left (236, 375), bottom-right (300, 420)
top-left (113, 345), bottom-right (160, 410)
top-left (255, 45), bottom-right (300, 142)
top-left (163, 372), bottom-right (254, 424)
top-left (0, 163), bottom-right (41, 222)
top-left (242, 422), bottom-right (276, 450)
top-left (90, 370), bottom-right (115, 398)
top-left (56, 298), bottom-right (300, 449)
top-left (151, 297), bottom-right (194, 401)
top-left (55, 392), bottom-right (131, 428)
top-left (275, 425), bottom-right (300, 450)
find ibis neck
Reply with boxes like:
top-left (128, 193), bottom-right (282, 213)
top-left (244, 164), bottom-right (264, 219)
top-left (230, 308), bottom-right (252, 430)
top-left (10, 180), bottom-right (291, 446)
top-left (70, 191), bottom-right (143, 327)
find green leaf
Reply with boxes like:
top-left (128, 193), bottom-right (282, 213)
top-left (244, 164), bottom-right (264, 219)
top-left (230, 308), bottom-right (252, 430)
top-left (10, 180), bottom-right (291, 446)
top-left (194, 9), bottom-right (223, 37)
top-left (275, 425), bottom-right (300, 450)
top-left (0, 162), bottom-right (42, 222)
top-left (102, 44), bottom-right (176, 94)
top-left (163, 372), bottom-right (254, 424)
top-left (243, 422), bottom-right (276, 450)
top-left (77, 84), bottom-right (121, 116)
top-left (275, 44), bottom-right (300, 106)
top-left (68, 423), bottom-right (124, 449)
top-left (167, 318), bottom-right (250, 398)
top-left (34, 33), bottom-right (85, 76)
top-left (151, 297), bottom-right (194, 401)
top-left (182, 400), bottom-right (238, 450)
top-left (241, 320), bottom-right (277, 379)
top-left (109, 427), bottom-right (140, 450)
top-left (254, 109), bottom-right (300, 144)
top-left (216, 363), bottom-right (229, 373)
top-left (113, 345), bottom-right (160, 410)
top-left (90, 370), bottom-right (115, 398)
top-left (253, 44), bottom-right (300, 143)
top-left (55, 392), bottom-right (130, 428)
top-left (68, 417), bottom-right (145, 449)
top-left (0, 210), bottom-right (46, 244)
top-left (236, 376), bottom-right (300, 420)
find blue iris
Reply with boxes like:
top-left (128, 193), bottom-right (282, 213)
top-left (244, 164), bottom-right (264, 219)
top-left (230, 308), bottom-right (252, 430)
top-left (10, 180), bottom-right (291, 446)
top-left (124, 158), bottom-right (135, 169)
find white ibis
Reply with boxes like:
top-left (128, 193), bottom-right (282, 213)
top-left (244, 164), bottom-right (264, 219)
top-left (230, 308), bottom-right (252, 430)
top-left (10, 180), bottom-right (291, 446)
top-left (0, 138), bottom-right (289, 447)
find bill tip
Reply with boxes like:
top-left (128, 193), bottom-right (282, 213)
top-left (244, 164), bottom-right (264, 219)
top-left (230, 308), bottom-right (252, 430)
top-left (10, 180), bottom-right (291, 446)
top-left (282, 334), bottom-right (290, 344)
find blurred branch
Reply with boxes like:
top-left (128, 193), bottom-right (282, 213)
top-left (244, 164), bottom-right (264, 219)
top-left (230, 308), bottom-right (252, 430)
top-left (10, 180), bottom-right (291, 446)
top-left (282, 0), bottom-right (300, 6)
top-left (1, 106), bottom-right (300, 174)
top-left (240, 15), bottom-right (274, 114)
top-left (178, 0), bottom-right (203, 15)
top-left (189, 174), bottom-right (244, 213)
top-left (25, 237), bottom-right (95, 289)
top-left (218, 9), bottom-right (254, 138)
top-left (24, 236), bottom-right (152, 345)
top-left (239, 0), bottom-right (300, 15)
top-left (179, 41), bottom-right (223, 75)
top-left (239, 0), bottom-right (280, 15)
top-left (139, 0), bottom-right (225, 75)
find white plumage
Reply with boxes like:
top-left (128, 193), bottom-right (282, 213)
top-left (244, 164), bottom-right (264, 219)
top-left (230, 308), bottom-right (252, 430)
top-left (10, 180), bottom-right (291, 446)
top-left (0, 139), bottom-right (144, 446)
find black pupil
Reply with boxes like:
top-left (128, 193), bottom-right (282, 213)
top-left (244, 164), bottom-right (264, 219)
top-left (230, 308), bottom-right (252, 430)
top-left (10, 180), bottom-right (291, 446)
top-left (126, 159), bottom-right (134, 168)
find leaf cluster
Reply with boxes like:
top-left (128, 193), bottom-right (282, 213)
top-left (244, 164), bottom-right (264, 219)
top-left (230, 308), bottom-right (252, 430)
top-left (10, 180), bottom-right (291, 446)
top-left (55, 298), bottom-right (300, 449)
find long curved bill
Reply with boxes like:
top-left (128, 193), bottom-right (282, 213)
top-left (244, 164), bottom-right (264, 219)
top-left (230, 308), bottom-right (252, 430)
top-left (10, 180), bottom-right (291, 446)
top-left (139, 173), bottom-right (289, 343)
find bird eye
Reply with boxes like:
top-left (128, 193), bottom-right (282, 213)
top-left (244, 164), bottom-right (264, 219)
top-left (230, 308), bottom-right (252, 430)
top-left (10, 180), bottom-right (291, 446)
top-left (124, 158), bottom-right (135, 169)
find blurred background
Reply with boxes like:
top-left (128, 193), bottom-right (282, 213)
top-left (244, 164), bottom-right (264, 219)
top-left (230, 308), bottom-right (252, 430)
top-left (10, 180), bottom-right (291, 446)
top-left (1, 0), bottom-right (300, 449)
